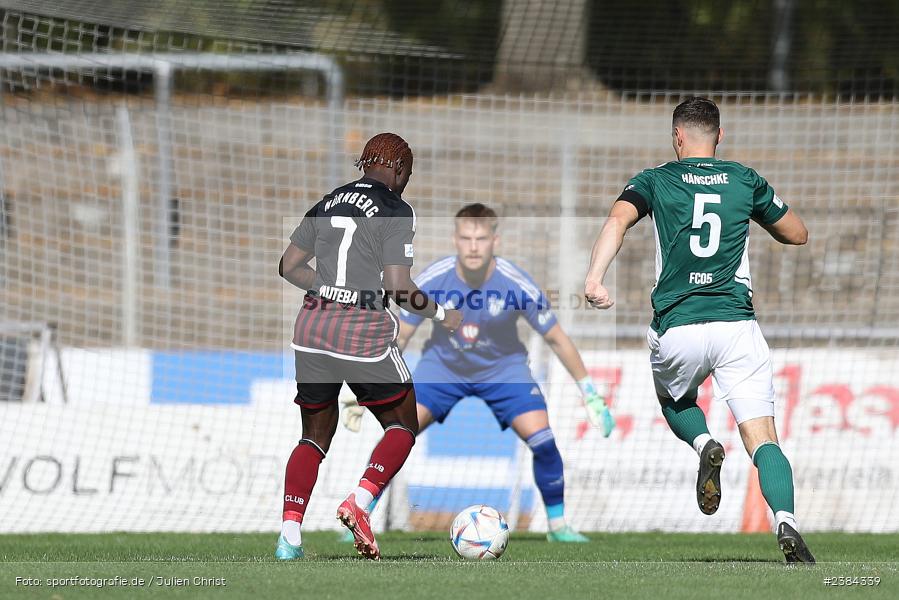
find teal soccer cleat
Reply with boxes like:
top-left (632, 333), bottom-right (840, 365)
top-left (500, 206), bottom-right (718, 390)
top-left (546, 525), bottom-right (589, 543)
top-left (274, 535), bottom-right (304, 560)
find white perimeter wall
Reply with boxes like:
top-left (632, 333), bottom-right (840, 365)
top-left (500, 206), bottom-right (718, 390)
top-left (1, 347), bottom-right (897, 533)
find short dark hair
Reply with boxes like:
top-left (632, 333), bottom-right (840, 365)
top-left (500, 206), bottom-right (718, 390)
top-left (455, 203), bottom-right (498, 232)
top-left (672, 97), bottom-right (720, 136)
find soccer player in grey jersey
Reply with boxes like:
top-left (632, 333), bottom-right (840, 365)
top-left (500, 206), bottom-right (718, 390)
top-left (584, 97), bottom-right (815, 563)
top-left (276, 133), bottom-right (461, 561)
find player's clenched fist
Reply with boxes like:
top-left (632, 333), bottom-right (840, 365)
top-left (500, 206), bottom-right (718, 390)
top-left (440, 308), bottom-right (463, 332)
top-left (584, 279), bottom-right (614, 310)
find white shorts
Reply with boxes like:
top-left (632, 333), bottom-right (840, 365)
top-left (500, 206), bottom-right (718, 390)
top-left (646, 319), bottom-right (775, 424)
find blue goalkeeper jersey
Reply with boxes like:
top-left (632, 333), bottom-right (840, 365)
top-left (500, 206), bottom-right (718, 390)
top-left (400, 256), bottom-right (557, 374)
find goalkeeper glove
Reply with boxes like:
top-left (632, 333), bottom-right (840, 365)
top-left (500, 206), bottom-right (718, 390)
top-left (339, 391), bottom-right (364, 433)
top-left (578, 377), bottom-right (616, 437)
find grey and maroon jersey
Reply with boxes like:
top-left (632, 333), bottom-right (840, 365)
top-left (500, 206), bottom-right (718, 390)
top-left (290, 177), bottom-right (415, 300)
top-left (290, 177), bottom-right (416, 360)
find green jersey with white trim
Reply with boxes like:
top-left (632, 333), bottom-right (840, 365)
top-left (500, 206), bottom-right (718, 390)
top-left (618, 157), bottom-right (788, 336)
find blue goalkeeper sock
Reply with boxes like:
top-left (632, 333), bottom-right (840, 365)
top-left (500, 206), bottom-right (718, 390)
top-left (526, 428), bottom-right (566, 529)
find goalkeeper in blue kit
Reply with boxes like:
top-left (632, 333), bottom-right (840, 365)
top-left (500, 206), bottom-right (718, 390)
top-left (355, 203), bottom-right (614, 542)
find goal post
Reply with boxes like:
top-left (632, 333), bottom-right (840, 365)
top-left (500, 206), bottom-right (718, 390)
top-left (0, 321), bottom-right (68, 404)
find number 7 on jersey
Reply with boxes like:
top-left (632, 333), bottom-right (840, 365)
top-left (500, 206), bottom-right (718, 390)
top-left (331, 215), bottom-right (357, 286)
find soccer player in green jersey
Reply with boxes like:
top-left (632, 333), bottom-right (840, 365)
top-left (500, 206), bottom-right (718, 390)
top-left (584, 97), bottom-right (815, 564)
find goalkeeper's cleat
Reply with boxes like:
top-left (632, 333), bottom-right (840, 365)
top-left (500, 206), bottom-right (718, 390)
top-left (337, 494), bottom-right (380, 560)
top-left (584, 392), bottom-right (616, 437)
top-left (696, 439), bottom-right (725, 515)
top-left (546, 526), bottom-right (589, 543)
top-left (777, 523), bottom-right (816, 565)
top-left (547, 526), bottom-right (589, 543)
top-left (274, 535), bottom-right (304, 560)
top-left (337, 529), bottom-right (355, 543)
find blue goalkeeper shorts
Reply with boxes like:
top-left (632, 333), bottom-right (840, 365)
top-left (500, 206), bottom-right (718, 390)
top-left (412, 356), bottom-right (547, 430)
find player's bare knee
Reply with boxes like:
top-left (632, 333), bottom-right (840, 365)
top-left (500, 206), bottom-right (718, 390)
top-left (737, 415), bottom-right (778, 456)
top-left (369, 402), bottom-right (417, 440)
top-left (375, 410), bottom-right (418, 436)
top-left (388, 406), bottom-right (419, 436)
top-left (300, 404), bottom-right (339, 452)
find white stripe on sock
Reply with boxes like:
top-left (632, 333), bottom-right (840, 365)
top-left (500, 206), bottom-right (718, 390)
top-left (691, 433), bottom-right (713, 456)
top-left (774, 510), bottom-right (798, 532)
top-left (353, 486), bottom-right (374, 511)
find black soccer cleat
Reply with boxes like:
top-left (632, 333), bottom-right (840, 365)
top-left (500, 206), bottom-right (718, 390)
top-left (777, 522), bottom-right (816, 565)
top-left (696, 439), bottom-right (725, 515)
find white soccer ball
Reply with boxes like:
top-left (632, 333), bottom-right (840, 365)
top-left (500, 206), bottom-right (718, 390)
top-left (450, 505), bottom-right (510, 560)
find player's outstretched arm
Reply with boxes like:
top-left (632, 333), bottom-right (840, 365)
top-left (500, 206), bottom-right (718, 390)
top-left (543, 324), bottom-right (589, 381)
top-left (543, 324), bottom-right (615, 437)
top-left (383, 265), bottom-right (462, 332)
top-left (584, 201), bottom-right (640, 309)
top-left (279, 243), bottom-right (316, 290)
top-left (757, 208), bottom-right (808, 245)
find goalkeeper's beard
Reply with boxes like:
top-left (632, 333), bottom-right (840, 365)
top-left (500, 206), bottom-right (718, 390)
top-left (459, 257), bottom-right (491, 287)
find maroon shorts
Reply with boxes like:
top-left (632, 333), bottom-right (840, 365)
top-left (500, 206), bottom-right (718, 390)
top-left (293, 345), bottom-right (412, 409)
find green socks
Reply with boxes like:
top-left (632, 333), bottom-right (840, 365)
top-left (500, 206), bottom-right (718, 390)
top-left (660, 398), bottom-right (796, 517)
top-left (752, 442), bottom-right (795, 514)
top-left (660, 396), bottom-right (710, 446)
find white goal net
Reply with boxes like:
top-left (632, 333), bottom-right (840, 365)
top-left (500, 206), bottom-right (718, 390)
top-left (0, 1), bottom-right (897, 534)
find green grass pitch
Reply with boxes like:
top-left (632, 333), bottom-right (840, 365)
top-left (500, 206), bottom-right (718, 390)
top-left (0, 532), bottom-right (896, 599)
